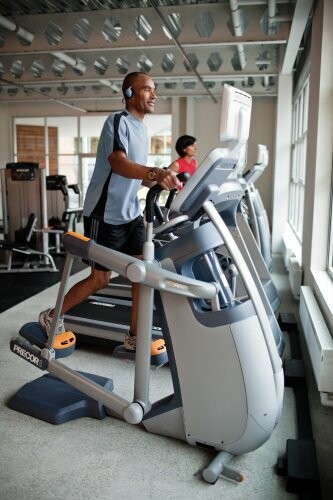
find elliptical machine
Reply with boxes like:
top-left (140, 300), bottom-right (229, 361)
top-left (9, 84), bottom-right (284, 484)
top-left (240, 144), bottom-right (273, 271)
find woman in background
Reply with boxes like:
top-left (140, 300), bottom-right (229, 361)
top-left (169, 135), bottom-right (197, 179)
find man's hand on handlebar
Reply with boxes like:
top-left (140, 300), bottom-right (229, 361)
top-left (156, 168), bottom-right (181, 191)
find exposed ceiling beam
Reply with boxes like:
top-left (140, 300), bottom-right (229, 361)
top-left (280, 0), bottom-right (313, 74)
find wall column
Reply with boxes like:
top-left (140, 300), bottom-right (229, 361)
top-left (271, 73), bottom-right (293, 253)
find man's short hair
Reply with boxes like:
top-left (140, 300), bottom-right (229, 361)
top-left (122, 72), bottom-right (148, 98)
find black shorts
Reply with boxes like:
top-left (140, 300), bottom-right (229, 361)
top-left (83, 215), bottom-right (145, 271)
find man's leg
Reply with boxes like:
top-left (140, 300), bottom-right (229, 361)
top-left (61, 268), bottom-right (112, 316)
top-left (39, 268), bottom-right (111, 336)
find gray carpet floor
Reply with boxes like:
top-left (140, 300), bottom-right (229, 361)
top-left (0, 258), bottom-right (331, 499)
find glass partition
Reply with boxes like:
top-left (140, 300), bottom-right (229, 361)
top-left (13, 113), bottom-right (172, 213)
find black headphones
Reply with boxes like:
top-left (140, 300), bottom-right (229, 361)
top-left (123, 86), bottom-right (133, 99)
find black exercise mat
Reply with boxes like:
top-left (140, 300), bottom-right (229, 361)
top-left (0, 255), bottom-right (87, 313)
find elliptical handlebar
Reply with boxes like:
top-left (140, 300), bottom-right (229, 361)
top-left (146, 184), bottom-right (163, 224)
top-left (145, 172), bottom-right (189, 224)
top-left (164, 172), bottom-right (190, 210)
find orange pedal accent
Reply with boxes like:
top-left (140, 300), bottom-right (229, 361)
top-left (150, 338), bottom-right (166, 356)
top-left (53, 331), bottom-right (76, 350)
top-left (65, 231), bottom-right (90, 241)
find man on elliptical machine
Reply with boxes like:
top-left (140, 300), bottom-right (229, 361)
top-left (39, 71), bottom-right (180, 356)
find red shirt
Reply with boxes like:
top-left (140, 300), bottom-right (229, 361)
top-left (177, 157), bottom-right (197, 177)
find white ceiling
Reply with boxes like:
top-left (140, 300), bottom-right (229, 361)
top-left (0, 0), bottom-right (314, 112)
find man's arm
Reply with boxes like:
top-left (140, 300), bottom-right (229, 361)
top-left (109, 150), bottom-right (181, 191)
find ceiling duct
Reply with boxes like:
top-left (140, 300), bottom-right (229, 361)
top-left (53, 51), bottom-right (86, 75)
top-left (267, 0), bottom-right (279, 35)
top-left (228, 0), bottom-right (247, 70)
top-left (99, 80), bottom-right (121, 93)
top-left (0, 14), bottom-right (34, 45)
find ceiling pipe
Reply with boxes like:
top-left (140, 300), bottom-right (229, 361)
top-left (267, 0), bottom-right (278, 35)
top-left (262, 75), bottom-right (270, 87)
top-left (148, 0), bottom-right (217, 103)
top-left (229, 0), bottom-right (246, 70)
top-left (99, 79), bottom-right (121, 93)
top-left (53, 51), bottom-right (86, 75)
top-left (0, 14), bottom-right (34, 44)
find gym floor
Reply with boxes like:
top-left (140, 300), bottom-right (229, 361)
top-left (0, 257), bottom-right (332, 499)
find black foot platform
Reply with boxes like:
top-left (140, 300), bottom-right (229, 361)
top-left (19, 322), bottom-right (75, 358)
top-left (276, 313), bottom-right (322, 498)
top-left (113, 337), bottom-right (168, 368)
top-left (8, 372), bottom-right (114, 424)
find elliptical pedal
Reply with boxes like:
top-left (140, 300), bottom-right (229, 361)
top-left (113, 336), bottom-right (168, 368)
top-left (19, 322), bottom-right (76, 358)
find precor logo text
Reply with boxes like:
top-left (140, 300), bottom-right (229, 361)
top-left (13, 344), bottom-right (40, 366)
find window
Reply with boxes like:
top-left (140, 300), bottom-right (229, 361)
top-left (328, 172), bottom-right (333, 278)
top-left (146, 114), bottom-right (172, 168)
top-left (47, 117), bottom-right (79, 181)
top-left (288, 76), bottom-right (310, 243)
top-left (13, 113), bottom-right (172, 209)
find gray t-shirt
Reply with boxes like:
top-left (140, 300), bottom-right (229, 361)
top-left (83, 110), bottom-right (148, 224)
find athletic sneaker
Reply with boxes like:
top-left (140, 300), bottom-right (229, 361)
top-left (124, 333), bottom-right (137, 352)
top-left (39, 308), bottom-right (65, 338)
top-left (124, 333), bottom-right (166, 356)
